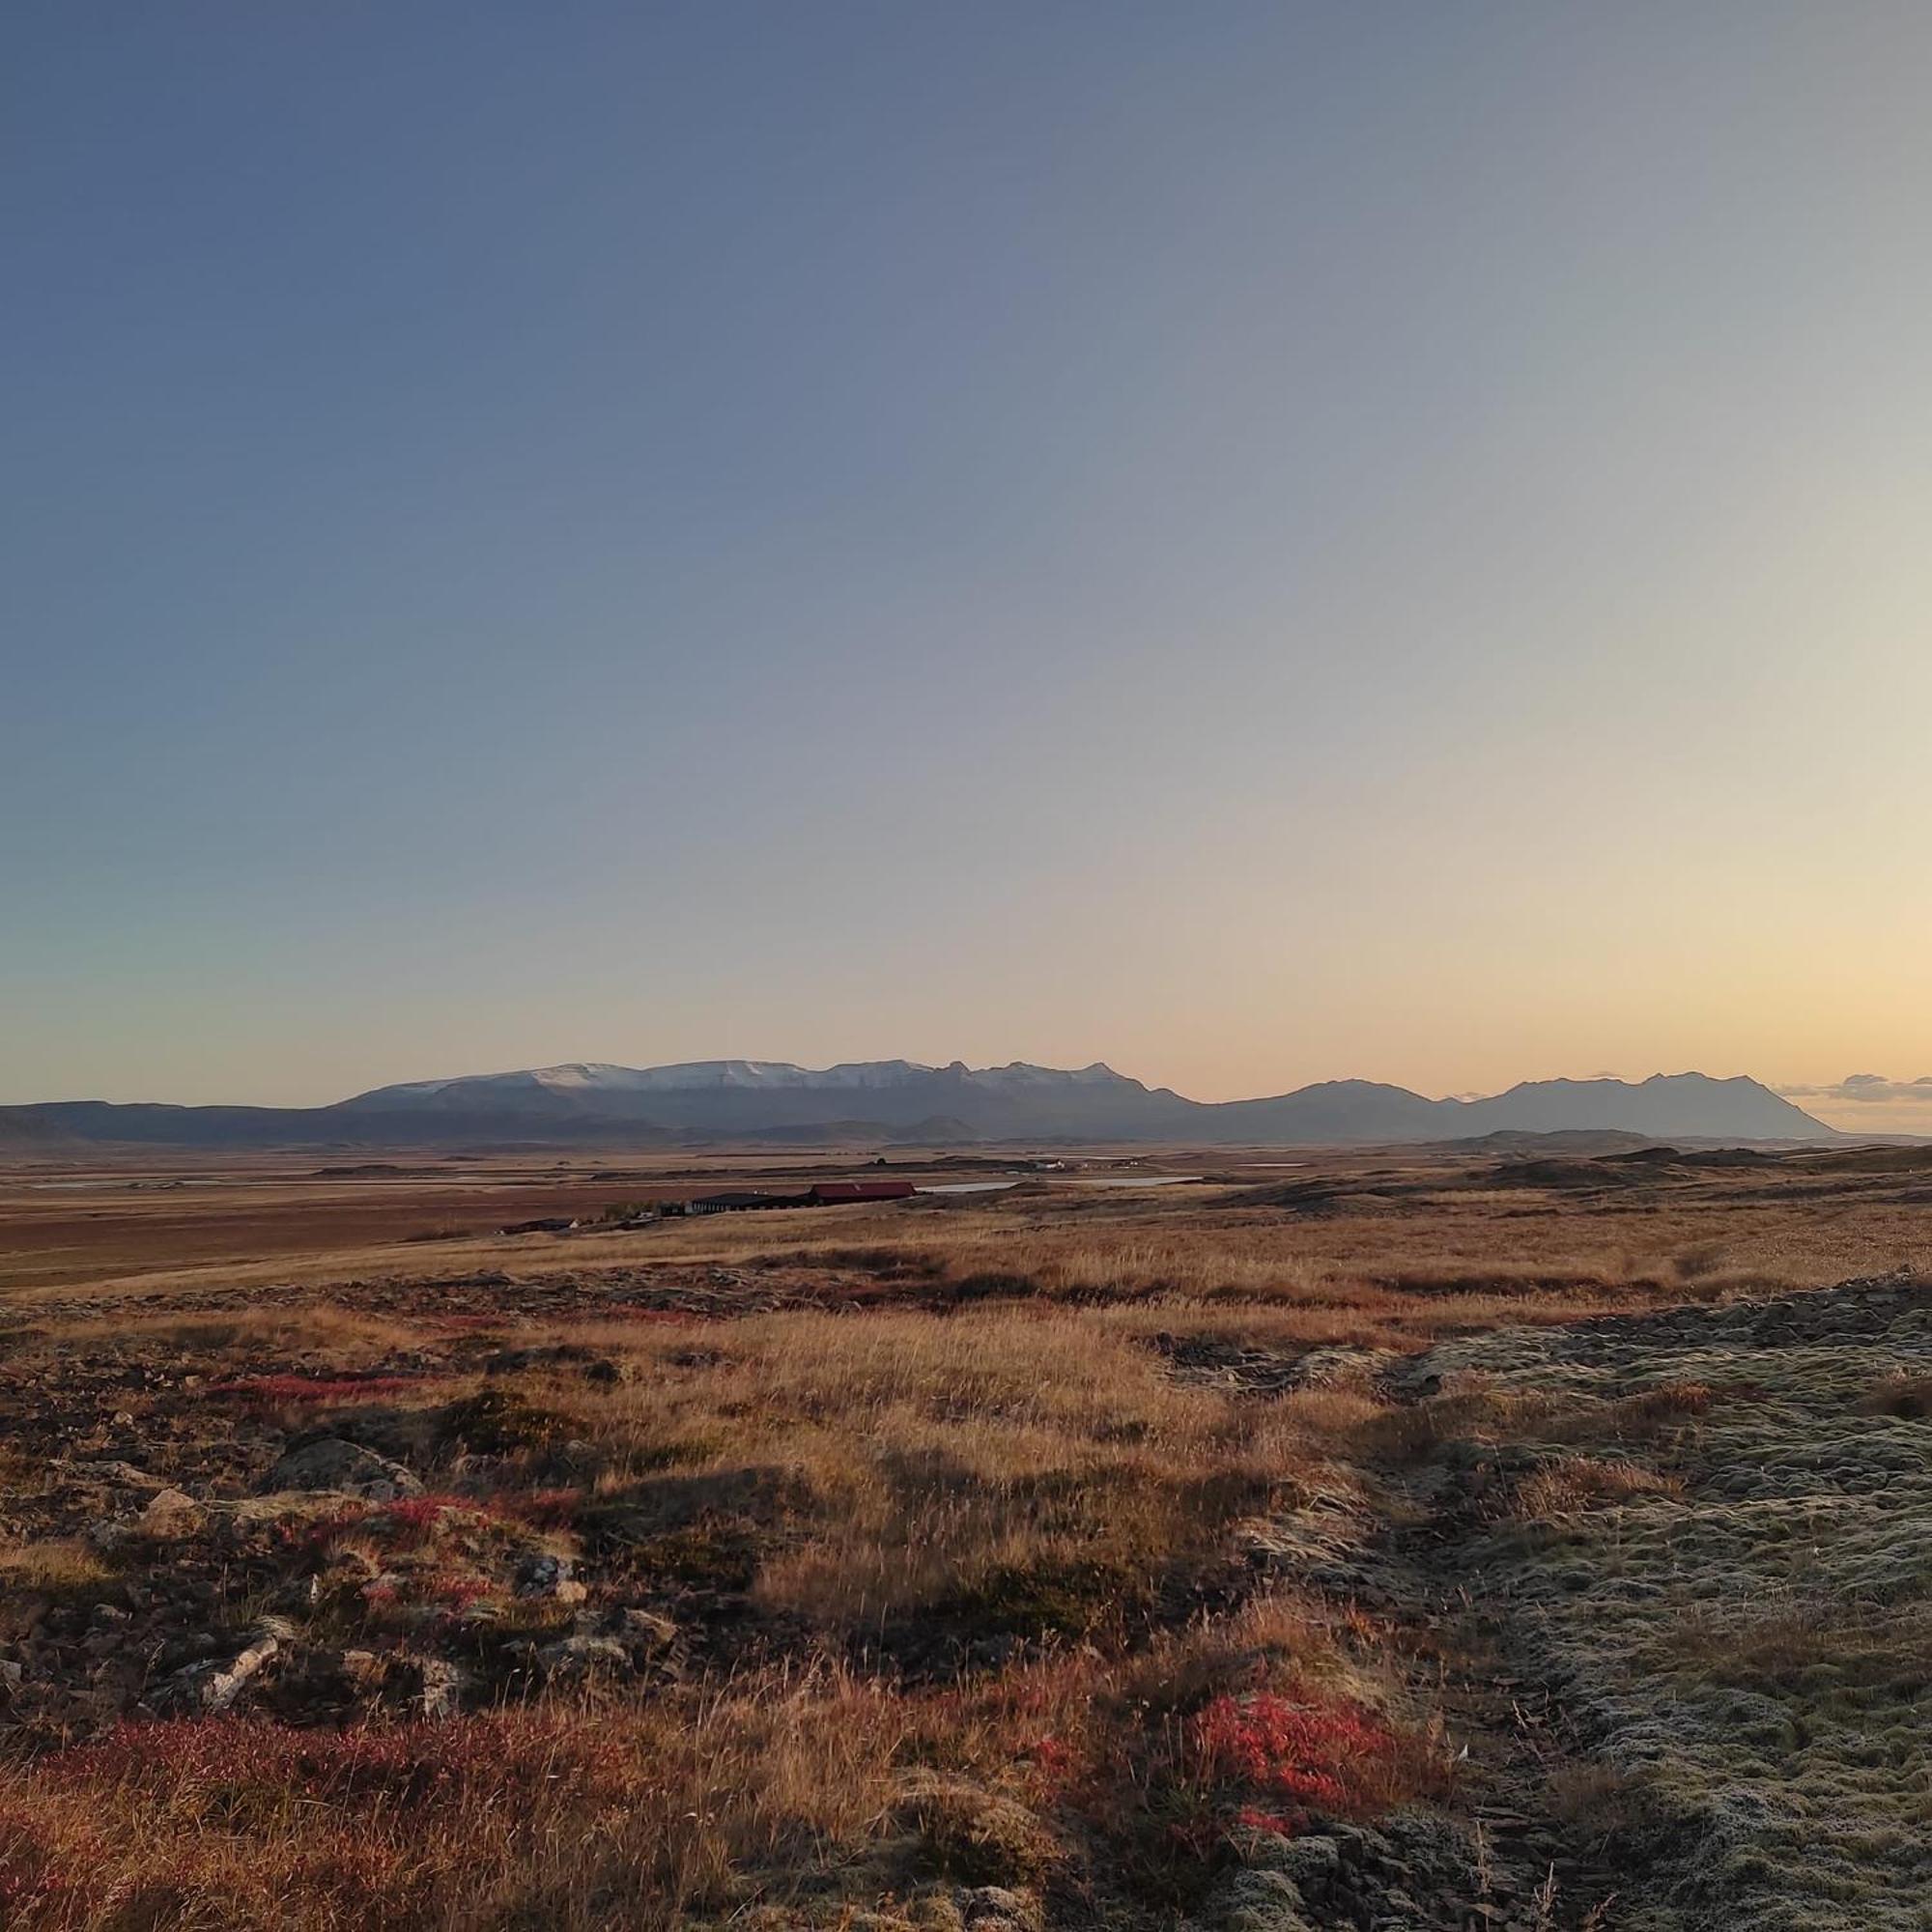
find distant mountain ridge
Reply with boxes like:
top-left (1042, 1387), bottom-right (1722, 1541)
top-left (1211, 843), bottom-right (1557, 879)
top-left (0, 1060), bottom-right (1834, 1148)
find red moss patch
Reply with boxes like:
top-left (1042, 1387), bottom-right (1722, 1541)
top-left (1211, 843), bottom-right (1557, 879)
top-left (1189, 1692), bottom-right (1424, 1828)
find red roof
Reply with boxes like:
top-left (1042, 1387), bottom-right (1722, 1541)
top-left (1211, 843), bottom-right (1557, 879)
top-left (809, 1180), bottom-right (918, 1203)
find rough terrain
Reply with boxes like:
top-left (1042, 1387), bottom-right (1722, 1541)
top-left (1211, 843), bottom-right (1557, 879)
top-left (0, 1150), bottom-right (1926, 1929)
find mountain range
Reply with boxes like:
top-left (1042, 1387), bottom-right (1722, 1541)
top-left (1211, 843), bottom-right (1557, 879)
top-left (0, 1059), bottom-right (1834, 1148)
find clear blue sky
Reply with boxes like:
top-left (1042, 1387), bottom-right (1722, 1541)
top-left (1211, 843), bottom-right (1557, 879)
top-left (6, 3), bottom-right (1932, 1123)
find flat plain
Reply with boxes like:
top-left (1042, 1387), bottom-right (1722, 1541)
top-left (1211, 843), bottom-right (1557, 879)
top-left (0, 1141), bottom-right (1927, 1930)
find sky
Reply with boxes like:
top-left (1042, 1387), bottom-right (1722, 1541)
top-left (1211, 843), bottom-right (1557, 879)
top-left (5, 3), bottom-right (1932, 1130)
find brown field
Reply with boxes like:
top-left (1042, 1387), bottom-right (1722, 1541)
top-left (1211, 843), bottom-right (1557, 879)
top-left (1, 1142), bottom-right (1927, 1929)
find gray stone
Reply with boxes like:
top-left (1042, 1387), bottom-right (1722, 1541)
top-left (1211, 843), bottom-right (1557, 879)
top-left (265, 1437), bottom-right (422, 1499)
top-left (954, 1887), bottom-right (1042, 1932)
top-left (534, 1634), bottom-right (631, 1681)
top-left (619, 1606), bottom-right (678, 1650)
top-left (514, 1551), bottom-right (586, 1604)
top-left (163, 1623), bottom-right (285, 1714)
top-left (58, 1460), bottom-right (168, 1492)
top-left (1206, 1868), bottom-right (1318, 1932)
top-left (138, 1488), bottom-right (207, 1536)
top-left (415, 1657), bottom-right (469, 1719)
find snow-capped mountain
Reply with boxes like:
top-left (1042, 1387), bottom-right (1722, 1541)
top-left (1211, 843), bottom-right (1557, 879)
top-left (3, 1063), bottom-right (1834, 1149)
top-left (348, 1059), bottom-right (1146, 1106)
top-left (339, 1059), bottom-right (1169, 1136)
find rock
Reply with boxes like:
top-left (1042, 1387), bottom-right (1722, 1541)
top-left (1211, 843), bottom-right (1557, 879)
top-left (265, 1437), bottom-right (422, 1499)
top-left (618, 1607), bottom-right (677, 1651)
top-left (309, 1546), bottom-right (381, 1601)
top-left (1206, 1868), bottom-right (1319, 1932)
top-left (162, 1622), bottom-right (285, 1714)
top-left (534, 1634), bottom-right (632, 1682)
top-left (1272, 1834), bottom-right (1343, 1892)
top-left (138, 1488), bottom-right (206, 1536)
top-left (955, 1888), bottom-right (1042, 1932)
top-left (58, 1460), bottom-right (168, 1493)
top-left (337, 1648), bottom-right (384, 1694)
top-left (904, 1901), bottom-right (968, 1932)
top-left (414, 1657), bottom-right (469, 1719)
top-left (514, 1552), bottom-right (587, 1605)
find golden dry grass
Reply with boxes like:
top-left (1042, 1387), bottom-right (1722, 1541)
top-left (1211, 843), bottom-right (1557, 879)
top-left (0, 1673), bottom-right (923, 1930)
top-left (0, 1151), bottom-right (1922, 1928)
top-left (0, 1284), bottom-right (1437, 1927)
top-left (7, 1145), bottom-right (1930, 1318)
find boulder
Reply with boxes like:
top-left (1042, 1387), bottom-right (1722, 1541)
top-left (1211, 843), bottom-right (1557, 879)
top-left (414, 1656), bottom-right (469, 1720)
top-left (265, 1437), bottom-right (422, 1500)
top-left (955, 1888), bottom-right (1042, 1932)
top-left (57, 1460), bottom-right (168, 1493)
top-left (514, 1552), bottom-right (587, 1605)
top-left (1203, 1869), bottom-right (1319, 1932)
top-left (138, 1488), bottom-right (207, 1536)
top-left (337, 1648), bottom-right (385, 1695)
top-left (534, 1634), bottom-right (631, 1682)
top-left (160, 1620), bottom-right (289, 1715)
top-left (618, 1606), bottom-right (678, 1651)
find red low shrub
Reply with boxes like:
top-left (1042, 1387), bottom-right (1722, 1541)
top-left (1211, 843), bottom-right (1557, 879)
top-left (1022, 1732), bottom-right (1086, 1800)
top-left (1189, 1692), bottom-right (1418, 1826)
top-left (371, 1494), bottom-right (515, 1543)
top-left (293, 1493), bottom-right (515, 1561)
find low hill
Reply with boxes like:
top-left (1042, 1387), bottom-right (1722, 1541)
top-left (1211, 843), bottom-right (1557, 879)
top-left (1440, 1129), bottom-right (1662, 1157)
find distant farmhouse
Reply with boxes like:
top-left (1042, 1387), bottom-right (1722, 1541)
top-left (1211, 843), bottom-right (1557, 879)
top-left (497, 1179), bottom-right (922, 1233)
top-left (684, 1179), bottom-right (917, 1216)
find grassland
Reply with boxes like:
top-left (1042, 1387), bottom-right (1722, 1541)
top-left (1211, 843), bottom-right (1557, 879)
top-left (0, 1143), bottom-right (1926, 1928)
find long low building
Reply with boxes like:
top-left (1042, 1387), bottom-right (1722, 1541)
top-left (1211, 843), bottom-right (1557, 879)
top-left (684, 1190), bottom-right (798, 1215)
top-left (682, 1179), bottom-right (919, 1216)
top-left (805, 1180), bottom-right (919, 1205)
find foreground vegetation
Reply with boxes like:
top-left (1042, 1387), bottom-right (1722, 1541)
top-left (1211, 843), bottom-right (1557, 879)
top-left (0, 1147), bottom-right (1926, 1927)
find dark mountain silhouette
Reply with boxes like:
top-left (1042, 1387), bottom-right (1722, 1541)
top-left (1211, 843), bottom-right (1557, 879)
top-left (1204, 1079), bottom-right (1462, 1143)
top-left (0, 1111), bottom-right (76, 1149)
top-left (0, 1060), bottom-right (1835, 1148)
top-left (1452, 1073), bottom-right (1825, 1141)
